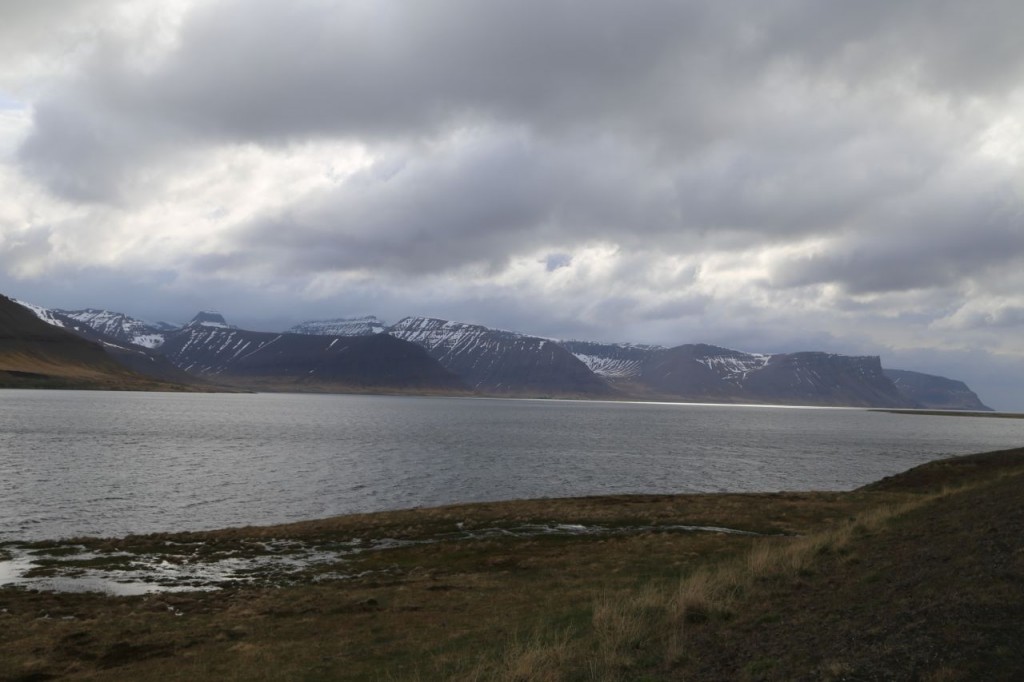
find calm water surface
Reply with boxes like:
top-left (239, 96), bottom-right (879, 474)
top-left (2, 390), bottom-right (1022, 541)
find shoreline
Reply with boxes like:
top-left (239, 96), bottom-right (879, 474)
top-left (873, 408), bottom-right (1024, 418)
top-left (4, 447), bottom-right (1022, 594)
top-left (2, 447), bottom-right (1022, 680)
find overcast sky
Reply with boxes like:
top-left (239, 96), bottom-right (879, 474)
top-left (1, 1), bottom-right (1023, 409)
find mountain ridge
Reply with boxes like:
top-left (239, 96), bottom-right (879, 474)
top-left (12, 300), bottom-right (995, 408)
top-left (0, 296), bottom-right (198, 391)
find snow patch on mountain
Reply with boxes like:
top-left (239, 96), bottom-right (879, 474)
top-left (571, 352), bottom-right (643, 379)
top-left (15, 299), bottom-right (66, 327)
top-left (696, 352), bottom-right (771, 382)
top-left (389, 317), bottom-right (608, 394)
top-left (15, 301), bottom-right (171, 348)
top-left (562, 341), bottom-right (664, 379)
top-left (57, 308), bottom-right (171, 348)
top-left (389, 317), bottom-right (529, 362)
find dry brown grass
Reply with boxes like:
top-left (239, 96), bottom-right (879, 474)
top-left (477, 493), bottom-right (942, 681)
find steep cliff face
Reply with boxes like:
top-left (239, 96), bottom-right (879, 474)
top-left (566, 341), bottom-right (915, 407)
top-left (884, 369), bottom-right (993, 411)
top-left (742, 352), bottom-right (909, 407)
top-left (389, 317), bottom-right (612, 396)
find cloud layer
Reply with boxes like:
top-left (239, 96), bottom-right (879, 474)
top-left (2, 0), bottom-right (1024, 407)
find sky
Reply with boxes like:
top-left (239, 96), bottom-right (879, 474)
top-left (1, 1), bottom-right (1023, 409)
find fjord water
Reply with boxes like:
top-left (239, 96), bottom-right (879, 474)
top-left (2, 390), bottom-right (1023, 542)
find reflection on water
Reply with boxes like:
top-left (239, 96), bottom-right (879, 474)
top-left (2, 390), bottom-right (1023, 542)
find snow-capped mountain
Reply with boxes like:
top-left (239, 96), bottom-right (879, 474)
top-left (54, 308), bottom-right (176, 348)
top-left (157, 324), bottom-right (464, 390)
top-left (388, 317), bottom-right (611, 395)
top-left (8, 298), bottom-right (201, 388)
top-left (16, 300), bottom-right (175, 348)
top-left (13, 299), bottom-right (68, 328)
top-left (288, 316), bottom-right (387, 336)
top-left (561, 340), bottom-right (663, 379)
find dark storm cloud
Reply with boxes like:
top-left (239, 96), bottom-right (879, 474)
top-left (22, 0), bottom-right (1024, 204)
top-left (15, 0), bottom-right (1024, 292)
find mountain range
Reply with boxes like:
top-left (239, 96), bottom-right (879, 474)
top-left (6, 297), bottom-right (994, 410)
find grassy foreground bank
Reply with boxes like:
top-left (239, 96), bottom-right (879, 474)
top-left (2, 448), bottom-right (1023, 681)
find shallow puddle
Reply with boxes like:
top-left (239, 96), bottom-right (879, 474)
top-left (0, 523), bottom-right (761, 595)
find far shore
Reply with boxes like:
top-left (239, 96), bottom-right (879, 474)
top-left (873, 408), bottom-right (1024, 418)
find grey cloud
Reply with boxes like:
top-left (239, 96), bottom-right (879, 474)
top-left (0, 224), bottom-right (53, 271)
top-left (184, 108), bottom-right (1023, 285)
top-left (637, 295), bottom-right (710, 322)
top-left (229, 134), bottom-right (559, 275)
top-left (770, 180), bottom-right (1024, 294)
top-left (974, 307), bottom-right (1024, 329)
top-left (201, 131), bottom-right (688, 277)
top-left (22, 0), bottom-right (1024, 202)
top-left (0, 0), bottom-right (115, 62)
top-left (205, 107), bottom-right (996, 281)
top-left (17, 86), bottom-right (179, 203)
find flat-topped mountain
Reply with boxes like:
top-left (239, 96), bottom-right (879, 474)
top-left (188, 311), bottom-right (234, 329)
top-left (289, 316), bottom-right (387, 336)
top-left (565, 341), bottom-right (912, 407)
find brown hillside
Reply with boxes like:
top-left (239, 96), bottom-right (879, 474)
top-left (0, 295), bottom-right (192, 390)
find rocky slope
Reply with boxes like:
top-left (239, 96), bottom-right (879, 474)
top-left (157, 316), bottom-right (465, 392)
top-left (49, 307), bottom-right (174, 348)
top-left (0, 296), bottom-right (192, 390)
top-left (388, 317), bottom-right (612, 396)
top-left (17, 301), bottom-right (206, 387)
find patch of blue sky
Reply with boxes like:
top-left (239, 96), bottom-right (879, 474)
top-left (0, 91), bottom-right (25, 111)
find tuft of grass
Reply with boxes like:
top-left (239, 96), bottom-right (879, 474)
top-left (459, 628), bottom-right (579, 682)
top-left (472, 493), bottom-right (944, 681)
